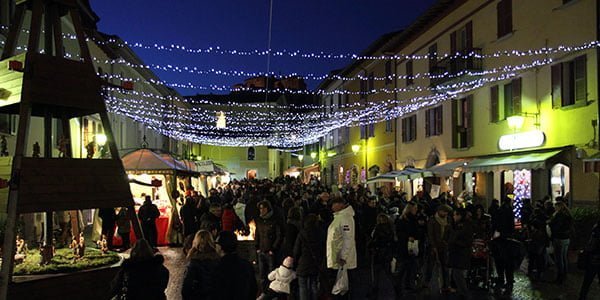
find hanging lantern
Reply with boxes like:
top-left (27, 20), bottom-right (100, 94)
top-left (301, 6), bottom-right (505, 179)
top-left (216, 111), bottom-right (226, 128)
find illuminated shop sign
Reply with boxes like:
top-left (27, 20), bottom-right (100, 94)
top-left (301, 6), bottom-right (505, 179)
top-left (498, 130), bottom-right (545, 151)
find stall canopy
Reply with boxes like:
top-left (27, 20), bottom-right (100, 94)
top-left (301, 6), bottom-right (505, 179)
top-left (121, 148), bottom-right (179, 174)
top-left (463, 149), bottom-right (562, 173)
top-left (419, 159), bottom-right (472, 178)
top-left (367, 167), bottom-right (426, 183)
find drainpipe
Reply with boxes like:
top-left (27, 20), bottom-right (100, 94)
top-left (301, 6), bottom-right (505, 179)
top-left (597, 0), bottom-right (600, 208)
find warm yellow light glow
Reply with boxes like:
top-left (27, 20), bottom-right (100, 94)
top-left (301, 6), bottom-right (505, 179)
top-left (95, 134), bottom-right (107, 146)
top-left (310, 152), bottom-right (317, 159)
top-left (327, 151), bottom-right (336, 157)
top-left (298, 154), bottom-right (304, 161)
top-left (351, 144), bottom-right (361, 153)
top-left (507, 115), bottom-right (525, 130)
top-left (216, 111), bottom-right (226, 128)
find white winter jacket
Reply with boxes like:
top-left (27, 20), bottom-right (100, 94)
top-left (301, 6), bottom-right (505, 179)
top-left (326, 205), bottom-right (357, 269)
top-left (268, 265), bottom-right (296, 294)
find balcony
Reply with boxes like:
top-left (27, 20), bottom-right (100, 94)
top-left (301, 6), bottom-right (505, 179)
top-left (429, 48), bottom-right (483, 90)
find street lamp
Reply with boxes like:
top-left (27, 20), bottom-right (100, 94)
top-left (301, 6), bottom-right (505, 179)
top-left (507, 115), bottom-right (525, 131)
top-left (351, 144), bottom-right (361, 155)
top-left (95, 134), bottom-right (107, 147)
top-left (298, 154), bottom-right (304, 162)
top-left (310, 152), bottom-right (317, 160)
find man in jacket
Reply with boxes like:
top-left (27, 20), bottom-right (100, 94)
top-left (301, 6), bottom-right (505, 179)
top-left (138, 196), bottom-right (160, 248)
top-left (255, 200), bottom-right (283, 292)
top-left (326, 197), bottom-right (356, 297)
top-left (213, 231), bottom-right (258, 300)
top-left (490, 189), bottom-right (517, 295)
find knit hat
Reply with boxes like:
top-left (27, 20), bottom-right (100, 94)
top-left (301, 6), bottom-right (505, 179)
top-left (283, 256), bottom-right (294, 268)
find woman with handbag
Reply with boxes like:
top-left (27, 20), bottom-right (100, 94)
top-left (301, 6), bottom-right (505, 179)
top-left (110, 239), bottom-right (169, 300)
top-left (578, 220), bottom-right (600, 300)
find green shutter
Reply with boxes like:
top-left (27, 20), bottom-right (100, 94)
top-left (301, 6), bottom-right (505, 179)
top-left (425, 109), bottom-right (431, 137)
top-left (466, 95), bottom-right (474, 148)
top-left (574, 55), bottom-right (587, 104)
top-left (490, 85), bottom-right (499, 122)
top-left (451, 99), bottom-right (458, 148)
top-left (512, 77), bottom-right (522, 114)
top-left (436, 105), bottom-right (443, 135)
top-left (551, 64), bottom-right (562, 108)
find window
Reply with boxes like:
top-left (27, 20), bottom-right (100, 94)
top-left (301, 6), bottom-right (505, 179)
top-left (360, 125), bottom-right (367, 139)
top-left (428, 43), bottom-right (438, 72)
top-left (385, 119), bottom-right (393, 133)
top-left (452, 96), bottom-right (473, 149)
top-left (368, 123), bottom-right (375, 137)
top-left (360, 124), bottom-right (375, 139)
top-left (497, 0), bottom-right (513, 38)
top-left (360, 72), bottom-right (367, 100)
top-left (552, 55), bottom-right (587, 108)
top-left (504, 77), bottom-right (522, 117)
top-left (385, 61), bottom-right (392, 85)
top-left (406, 60), bottom-right (414, 86)
top-left (401, 115), bottom-right (417, 143)
top-left (247, 147), bottom-right (255, 160)
top-left (451, 21), bottom-right (472, 54)
top-left (425, 105), bottom-right (443, 137)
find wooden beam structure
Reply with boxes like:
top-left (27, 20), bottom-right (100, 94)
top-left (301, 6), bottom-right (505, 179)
top-left (0, 1), bottom-right (142, 299)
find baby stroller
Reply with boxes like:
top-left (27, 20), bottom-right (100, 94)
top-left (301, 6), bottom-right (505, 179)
top-left (469, 238), bottom-right (492, 290)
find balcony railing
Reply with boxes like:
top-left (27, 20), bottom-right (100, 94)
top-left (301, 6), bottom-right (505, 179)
top-left (429, 48), bottom-right (483, 89)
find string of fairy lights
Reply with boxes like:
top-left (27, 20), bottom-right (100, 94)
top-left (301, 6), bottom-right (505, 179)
top-left (0, 25), bottom-right (596, 147)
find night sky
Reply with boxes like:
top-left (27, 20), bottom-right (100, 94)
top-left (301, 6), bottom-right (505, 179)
top-left (91, 0), bottom-right (437, 96)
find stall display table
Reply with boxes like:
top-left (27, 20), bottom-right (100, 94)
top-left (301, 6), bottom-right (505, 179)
top-left (112, 216), bottom-right (169, 247)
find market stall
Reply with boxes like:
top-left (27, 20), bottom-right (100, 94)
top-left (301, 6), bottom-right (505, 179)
top-left (119, 148), bottom-right (199, 246)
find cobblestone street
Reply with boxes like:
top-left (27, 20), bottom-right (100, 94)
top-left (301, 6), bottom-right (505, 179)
top-left (159, 246), bottom-right (599, 300)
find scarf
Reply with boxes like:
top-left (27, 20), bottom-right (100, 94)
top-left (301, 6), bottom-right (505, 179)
top-left (435, 213), bottom-right (448, 238)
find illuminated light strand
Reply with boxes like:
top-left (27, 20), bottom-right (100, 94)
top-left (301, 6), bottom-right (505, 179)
top-left (0, 25), bottom-right (597, 61)
top-left (104, 66), bottom-right (530, 147)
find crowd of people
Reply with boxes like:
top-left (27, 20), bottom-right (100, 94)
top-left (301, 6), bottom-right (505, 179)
top-left (108, 176), bottom-right (600, 300)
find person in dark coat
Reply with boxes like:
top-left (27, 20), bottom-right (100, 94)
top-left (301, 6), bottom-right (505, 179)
top-left (578, 220), bottom-right (600, 300)
top-left (110, 239), bottom-right (169, 300)
top-left (212, 231), bottom-right (258, 300)
top-left (180, 196), bottom-right (199, 238)
top-left (369, 213), bottom-right (396, 298)
top-left (447, 208), bottom-right (473, 299)
top-left (182, 230), bottom-right (220, 300)
top-left (396, 201), bottom-right (420, 292)
top-left (199, 203), bottom-right (223, 237)
top-left (526, 207), bottom-right (549, 280)
top-left (549, 200), bottom-right (573, 284)
top-left (293, 214), bottom-right (325, 300)
top-left (99, 207), bottom-right (117, 249)
top-left (138, 196), bottom-right (160, 248)
top-left (424, 204), bottom-right (452, 291)
top-left (255, 200), bottom-right (283, 292)
top-left (116, 208), bottom-right (132, 250)
top-left (282, 206), bottom-right (303, 258)
top-left (491, 191), bottom-right (516, 295)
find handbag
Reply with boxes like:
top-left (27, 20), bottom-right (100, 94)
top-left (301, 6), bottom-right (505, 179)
top-left (111, 271), bottom-right (128, 300)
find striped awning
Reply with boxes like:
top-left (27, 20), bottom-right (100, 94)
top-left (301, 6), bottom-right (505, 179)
top-left (366, 167), bottom-right (426, 183)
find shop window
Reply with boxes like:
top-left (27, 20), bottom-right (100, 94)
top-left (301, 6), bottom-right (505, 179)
top-left (504, 169), bottom-right (532, 220)
top-left (425, 105), bottom-right (443, 137)
top-left (552, 55), bottom-right (587, 108)
top-left (497, 0), bottom-right (513, 38)
top-left (503, 77), bottom-right (522, 118)
top-left (451, 96), bottom-right (473, 149)
top-left (406, 60), bottom-right (414, 86)
top-left (401, 115), bottom-right (417, 143)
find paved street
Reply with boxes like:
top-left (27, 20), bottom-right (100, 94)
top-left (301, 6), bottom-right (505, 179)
top-left (159, 246), bottom-right (599, 300)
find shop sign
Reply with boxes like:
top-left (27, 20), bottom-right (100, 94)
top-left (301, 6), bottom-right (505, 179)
top-left (498, 130), bottom-right (545, 151)
top-left (196, 160), bottom-right (215, 173)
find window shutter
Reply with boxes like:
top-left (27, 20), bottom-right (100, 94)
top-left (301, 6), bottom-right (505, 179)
top-left (551, 63), bottom-right (562, 108)
top-left (436, 105), bottom-right (443, 135)
top-left (505, 0), bottom-right (513, 34)
top-left (512, 77), bottom-right (522, 114)
top-left (497, 1), bottom-right (505, 38)
top-left (369, 123), bottom-right (375, 137)
top-left (465, 21), bottom-right (473, 51)
top-left (574, 55), bottom-right (587, 104)
top-left (401, 118), bottom-right (407, 142)
top-left (466, 95), bottom-right (474, 147)
top-left (451, 99), bottom-right (458, 148)
top-left (450, 31), bottom-right (457, 55)
top-left (410, 115), bottom-right (417, 141)
top-left (490, 85), bottom-right (499, 122)
top-left (425, 109), bottom-right (431, 137)
top-left (428, 44), bottom-right (437, 72)
top-left (406, 61), bottom-right (414, 86)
